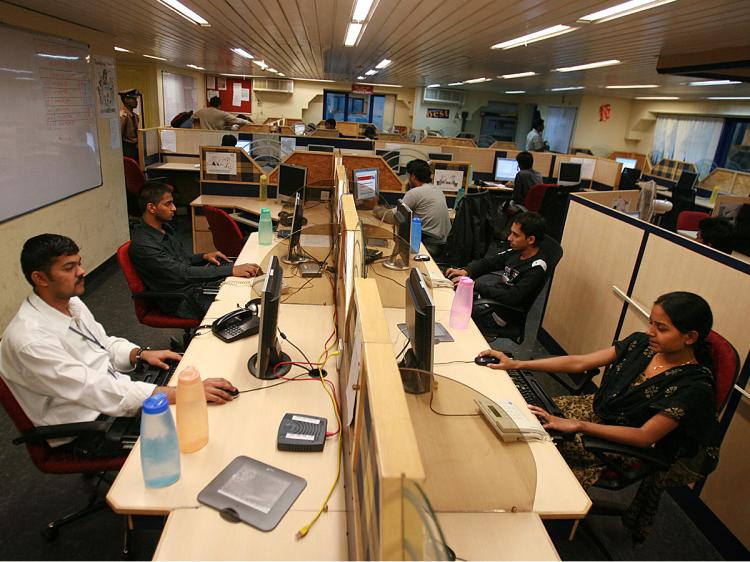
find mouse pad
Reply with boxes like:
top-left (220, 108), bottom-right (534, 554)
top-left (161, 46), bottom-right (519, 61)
top-left (198, 455), bottom-right (306, 532)
top-left (397, 322), bottom-right (454, 343)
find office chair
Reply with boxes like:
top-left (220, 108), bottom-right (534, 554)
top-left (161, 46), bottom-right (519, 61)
top-left (117, 241), bottom-right (199, 349)
top-left (524, 183), bottom-right (558, 213)
top-left (472, 236), bottom-right (563, 344)
top-left (676, 210), bottom-right (710, 232)
top-left (123, 157), bottom-right (174, 217)
top-left (442, 191), bottom-right (494, 268)
top-left (0, 377), bottom-right (126, 540)
top-left (202, 205), bottom-right (244, 257)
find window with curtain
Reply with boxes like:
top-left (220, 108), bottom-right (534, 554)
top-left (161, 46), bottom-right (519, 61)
top-left (651, 116), bottom-right (724, 164)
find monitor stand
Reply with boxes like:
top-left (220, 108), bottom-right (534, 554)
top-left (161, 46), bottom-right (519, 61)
top-left (383, 252), bottom-right (409, 270)
top-left (248, 350), bottom-right (292, 379)
top-left (282, 243), bottom-right (308, 265)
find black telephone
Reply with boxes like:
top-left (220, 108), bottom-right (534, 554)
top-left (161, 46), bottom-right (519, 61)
top-left (212, 299), bottom-right (261, 343)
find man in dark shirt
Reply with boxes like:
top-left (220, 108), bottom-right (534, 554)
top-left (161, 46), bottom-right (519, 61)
top-left (129, 182), bottom-right (262, 320)
top-left (512, 151), bottom-right (544, 205)
top-left (446, 212), bottom-right (549, 332)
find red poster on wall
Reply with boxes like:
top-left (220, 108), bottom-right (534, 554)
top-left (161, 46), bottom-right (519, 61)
top-left (599, 104), bottom-right (611, 122)
top-left (207, 76), bottom-right (252, 113)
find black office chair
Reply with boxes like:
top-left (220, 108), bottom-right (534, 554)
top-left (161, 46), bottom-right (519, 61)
top-left (471, 236), bottom-right (563, 344)
top-left (442, 191), bottom-right (500, 268)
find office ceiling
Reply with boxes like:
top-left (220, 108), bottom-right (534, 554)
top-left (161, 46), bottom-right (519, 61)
top-left (8, 0), bottom-right (750, 98)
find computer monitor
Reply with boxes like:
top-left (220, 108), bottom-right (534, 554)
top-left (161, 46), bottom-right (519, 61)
top-left (493, 157), bottom-right (519, 182)
top-left (283, 192), bottom-right (307, 265)
top-left (428, 152), bottom-right (452, 161)
top-left (308, 144), bottom-right (334, 153)
top-left (293, 123), bottom-right (305, 135)
top-left (248, 256), bottom-right (291, 379)
top-left (277, 163), bottom-right (307, 204)
top-left (637, 180), bottom-right (657, 222)
top-left (352, 168), bottom-right (379, 210)
top-left (615, 157), bottom-right (638, 169)
top-left (383, 199), bottom-right (412, 271)
top-left (236, 140), bottom-right (251, 153)
top-left (558, 162), bottom-right (582, 186)
top-left (376, 149), bottom-right (400, 171)
top-left (401, 268), bottom-right (435, 373)
top-left (620, 167), bottom-right (642, 190)
top-left (675, 170), bottom-right (698, 191)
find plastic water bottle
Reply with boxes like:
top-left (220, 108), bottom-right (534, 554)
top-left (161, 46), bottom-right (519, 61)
top-left (176, 366), bottom-right (209, 453)
top-left (259, 174), bottom-right (268, 201)
top-left (258, 207), bottom-right (273, 245)
top-left (449, 276), bottom-right (474, 330)
top-left (410, 216), bottom-right (422, 254)
top-left (140, 392), bottom-right (181, 488)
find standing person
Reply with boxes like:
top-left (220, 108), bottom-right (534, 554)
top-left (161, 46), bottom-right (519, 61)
top-left (119, 89), bottom-right (141, 161)
top-left (526, 118), bottom-right (548, 152)
top-left (512, 151), bottom-right (544, 204)
top-left (193, 96), bottom-right (252, 130)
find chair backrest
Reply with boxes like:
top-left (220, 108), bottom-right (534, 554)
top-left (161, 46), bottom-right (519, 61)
top-left (525, 183), bottom-right (556, 213)
top-left (706, 331), bottom-right (740, 413)
top-left (676, 210), bottom-right (710, 232)
top-left (539, 236), bottom-right (564, 279)
top-left (123, 157), bottom-right (145, 196)
top-left (116, 241), bottom-right (149, 323)
top-left (444, 190), bottom-right (491, 266)
top-left (203, 206), bottom-right (244, 257)
top-left (0, 377), bottom-right (51, 470)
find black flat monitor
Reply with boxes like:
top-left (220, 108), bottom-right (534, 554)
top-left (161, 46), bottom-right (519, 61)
top-left (493, 157), bottom-right (519, 182)
top-left (248, 256), bottom-right (291, 379)
top-left (402, 268), bottom-right (435, 372)
top-left (675, 170), bottom-right (698, 191)
top-left (558, 162), bottom-right (582, 186)
top-left (283, 192), bottom-right (306, 265)
top-left (620, 167), bottom-right (642, 190)
top-left (352, 168), bottom-right (379, 209)
top-left (308, 144), bottom-right (334, 153)
top-left (376, 149), bottom-right (400, 170)
top-left (383, 199), bottom-right (412, 270)
top-left (428, 152), bottom-right (452, 161)
top-left (278, 163), bottom-right (307, 204)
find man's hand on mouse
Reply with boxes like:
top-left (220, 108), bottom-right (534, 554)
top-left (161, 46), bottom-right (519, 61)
top-left (203, 378), bottom-right (238, 404)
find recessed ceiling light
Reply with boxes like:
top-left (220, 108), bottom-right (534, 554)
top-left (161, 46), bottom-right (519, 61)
top-left (157, 0), bottom-right (210, 26)
top-left (252, 60), bottom-right (269, 70)
top-left (427, 84), bottom-right (441, 88)
top-left (114, 46), bottom-right (131, 52)
top-left (232, 48), bottom-right (254, 60)
top-left (707, 97), bottom-right (750, 100)
top-left (358, 82), bottom-right (402, 88)
top-left (291, 77), bottom-right (336, 83)
top-left (277, 73), bottom-right (285, 77)
top-left (186, 64), bottom-right (204, 70)
top-left (505, 90), bottom-right (526, 94)
top-left (375, 59), bottom-right (392, 69)
top-left (689, 80), bottom-right (741, 86)
top-left (550, 86), bottom-right (584, 91)
top-left (268, 68), bottom-right (279, 73)
top-left (143, 54), bottom-right (167, 61)
top-left (344, 22), bottom-right (363, 46)
top-left (579, 0), bottom-right (677, 23)
top-left (464, 77), bottom-right (491, 84)
top-left (352, 0), bottom-right (375, 22)
top-left (491, 25), bottom-right (577, 50)
top-left (38, 54), bottom-right (80, 60)
top-left (364, 69), bottom-right (378, 76)
top-left (500, 72), bottom-right (537, 79)
top-left (357, 75), bottom-right (366, 80)
top-left (635, 96), bottom-right (680, 100)
top-left (554, 60), bottom-right (621, 72)
top-left (605, 84), bottom-right (658, 89)
top-left (448, 82), bottom-right (464, 86)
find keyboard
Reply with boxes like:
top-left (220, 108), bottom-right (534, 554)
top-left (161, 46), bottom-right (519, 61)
top-left (507, 369), bottom-right (563, 417)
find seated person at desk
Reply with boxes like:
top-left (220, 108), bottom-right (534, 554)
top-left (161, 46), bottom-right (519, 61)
top-left (374, 159), bottom-right (451, 256)
top-left (324, 117), bottom-right (337, 129)
top-left (698, 216), bottom-right (734, 254)
top-left (221, 134), bottom-right (237, 147)
top-left (0, 234), bottom-right (237, 455)
top-left (446, 212), bottom-right (548, 331)
top-left (512, 151), bottom-right (544, 204)
top-left (193, 96), bottom-right (251, 130)
top-left (478, 291), bottom-right (719, 541)
top-left (129, 182), bottom-right (262, 320)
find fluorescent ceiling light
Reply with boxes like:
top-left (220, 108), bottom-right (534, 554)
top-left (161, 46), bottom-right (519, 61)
top-left (358, 82), bottom-right (402, 88)
top-left (375, 59), bottom-right (392, 69)
top-left (605, 84), bottom-right (658, 89)
top-left (352, 0), bottom-right (375, 22)
top-left (0, 67), bottom-right (32, 74)
top-left (635, 96), bottom-right (680, 100)
top-left (268, 68), bottom-right (279, 73)
top-left (292, 77), bottom-right (336, 83)
top-left (554, 59), bottom-right (620, 72)
top-left (345, 22), bottom-right (363, 46)
top-left (37, 54), bottom-right (79, 60)
top-left (357, 75), bottom-right (366, 80)
top-left (500, 71), bottom-right (537, 79)
top-left (491, 25), bottom-right (576, 50)
top-left (707, 97), bottom-right (750, 100)
top-left (143, 54), bottom-right (167, 61)
top-left (505, 90), bottom-right (526, 94)
top-left (231, 48), bottom-right (254, 60)
top-left (448, 82), bottom-right (464, 86)
top-left (550, 86), bottom-right (584, 91)
top-left (689, 80), bottom-right (741, 86)
top-left (426, 84), bottom-right (441, 88)
top-left (464, 77), bottom-right (490, 84)
top-left (278, 73), bottom-right (285, 77)
top-left (364, 69), bottom-right (378, 76)
top-left (252, 60), bottom-right (269, 69)
top-left (186, 64), bottom-right (204, 70)
top-left (579, 0), bottom-right (677, 23)
top-left (114, 46), bottom-right (131, 52)
top-left (157, 0), bottom-right (210, 26)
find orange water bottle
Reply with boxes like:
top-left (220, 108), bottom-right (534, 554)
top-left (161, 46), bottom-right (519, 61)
top-left (176, 366), bottom-right (209, 453)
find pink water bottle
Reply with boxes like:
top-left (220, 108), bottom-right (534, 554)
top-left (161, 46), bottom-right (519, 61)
top-left (449, 276), bottom-right (474, 330)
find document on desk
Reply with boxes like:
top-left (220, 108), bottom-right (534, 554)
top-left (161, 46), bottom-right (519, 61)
top-left (345, 316), bottom-right (363, 426)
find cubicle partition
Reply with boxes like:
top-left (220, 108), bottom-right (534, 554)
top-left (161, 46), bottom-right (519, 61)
top-left (420, 136), bottom-right (477, 148)
top-left (553, 154), bottom-right (623, 190)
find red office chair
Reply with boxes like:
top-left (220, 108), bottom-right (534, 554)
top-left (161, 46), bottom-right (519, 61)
top-left (203, 205), bottom-right (244, 257)
top-left (117, 242), bottom-right (199, 348)
top-left (123, 157), bottom-right (174, 216)
top-left (676, 210), bottom-right (710, 232)
top-left (524, 183), bottom-right (557, 213)
top-left (0, 377), bottom-right (126, 540)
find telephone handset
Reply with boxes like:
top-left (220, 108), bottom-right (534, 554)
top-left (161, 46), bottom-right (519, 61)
top-left (212, 299), bottom-right (261, 343)
top-left (475, 398), bottom-right (549, 442)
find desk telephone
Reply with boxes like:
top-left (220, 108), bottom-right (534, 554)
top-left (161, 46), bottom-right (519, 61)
top-left (475, 398), bottom-right (549, 442)
top-left (212, 299), bottom-right (261, 343)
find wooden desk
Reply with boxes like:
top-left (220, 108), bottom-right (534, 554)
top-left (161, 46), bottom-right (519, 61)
top-left (147, 162), bottom-right (200, 173)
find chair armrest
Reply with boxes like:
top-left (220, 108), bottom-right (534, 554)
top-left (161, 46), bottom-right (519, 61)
top-left (13, 420), bottom-right (112, 445)
top-left (132, 290), bottom-right (188, 301)
top-left (581, 436), bottom-right (672, 470)
top-left (472, 298), bottom-right (525, 319)
top-left (546, 368), bottom-right (599, 394)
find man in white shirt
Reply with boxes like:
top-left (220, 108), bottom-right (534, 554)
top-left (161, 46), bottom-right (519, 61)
top-left (193, 96), bottom-right (252, 130)
top-left (0, 234), bottom-right (237, 451)
top-left (525, 119), bottom-right (548, 152)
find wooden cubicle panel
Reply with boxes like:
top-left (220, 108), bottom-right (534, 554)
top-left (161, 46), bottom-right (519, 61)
top-left (421, 136), bottom-right (477, 148)
top-left (311, 128), bottom-right (341, 138)
top-left (378, 133), bottom-right (408, 143)
top-left (237, 123), bottom-right (272, 133)
top-left (702, 167), bottom-right (750, 196)
top-left (577, 189), bottom-right (640, 212)
top-left (712, 194), bottom-right (750, 217)
top-left (490, 140), bottom-right (518, 150)
top-left (160, 128), bottom-right (227, 155)
top-left (267, 150), bottom-right (335, 188)
top-left (199, 146), bottom-right (264, 183)
top-left (442, 146), bottom-right (496, 173)
top-left (342, 154), bottom-right (405, 192)
top-left (553, 154), bottom-right (622, 189)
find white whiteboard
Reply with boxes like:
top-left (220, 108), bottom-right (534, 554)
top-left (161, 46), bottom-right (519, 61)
top-left (0, 25), bottom-right (102, 223)
top-left (544, 106), bottom-right (577, 154)
top-left (162, 71), bottom-right (197, 126)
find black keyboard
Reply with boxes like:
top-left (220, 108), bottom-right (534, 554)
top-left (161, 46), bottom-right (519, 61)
top-left (507, 369), bottom-right (564, 418)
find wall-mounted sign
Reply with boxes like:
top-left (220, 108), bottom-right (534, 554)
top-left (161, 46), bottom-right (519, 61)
top-left (352, 83), bottom-right (374, 94)
top-left (427, 108), bottom-right (450, 119)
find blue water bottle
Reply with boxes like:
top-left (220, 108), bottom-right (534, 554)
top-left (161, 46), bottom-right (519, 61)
top-left (410, 216), bottom-right (422, 254)
top-left (258, 207), bottom-right (273, 246)
top-left (140, 392), bottom-right (181, 488)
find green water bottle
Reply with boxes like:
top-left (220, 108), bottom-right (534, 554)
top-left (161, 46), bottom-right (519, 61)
top-left (258, 208), bottom-right (273, 245)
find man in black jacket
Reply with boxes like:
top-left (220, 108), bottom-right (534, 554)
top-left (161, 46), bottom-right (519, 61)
top-left (446, 212), bottom-right (548, 332)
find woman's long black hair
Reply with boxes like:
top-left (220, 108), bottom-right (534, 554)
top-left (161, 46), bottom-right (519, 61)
top-left (654, 291), bottom-right (714, 370)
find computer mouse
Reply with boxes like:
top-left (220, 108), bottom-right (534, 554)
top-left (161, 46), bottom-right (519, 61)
top-left (474, 355), bottom-right (500, 366)
top-left (224, 387), bottom-right (240, 397)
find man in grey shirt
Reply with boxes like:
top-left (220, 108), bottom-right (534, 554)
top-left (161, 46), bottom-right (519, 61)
top-left (512, 151), bottom-right (544, 204)
top-left (374, 159), bottom-right (451, 256)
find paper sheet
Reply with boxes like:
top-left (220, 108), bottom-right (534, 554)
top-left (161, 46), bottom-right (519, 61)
top-left (109, 117), bottom-right (121, 149)
top-left (206, 89), bottom-right (219, 100)
top-left (159, 129), bottom-right (177, 152)
top-left (570, 157), bottom-right (596, 180)
top-left (433, 169), bottom-right (463, 192)
top-left (240, 87), bottom-right (250, 102)
top-left (205, 151), bottom-right (237, 175)
top-left (232, 82), bottom-right (243, 107)
top-left (206, 76), bottom-right (216, 89)
top-left (217, 77), bottom-right (227, 90)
